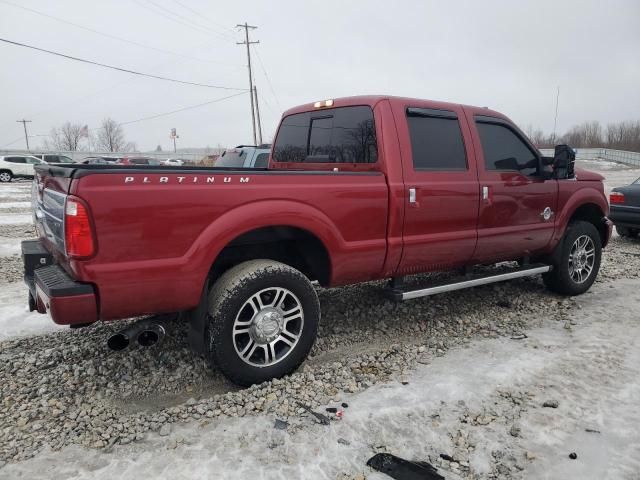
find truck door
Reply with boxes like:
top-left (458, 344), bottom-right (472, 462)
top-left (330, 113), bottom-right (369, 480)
top-left (468, 113), bottom-right (558, 263)
top-left (395, 104), bottom-right (480, 274)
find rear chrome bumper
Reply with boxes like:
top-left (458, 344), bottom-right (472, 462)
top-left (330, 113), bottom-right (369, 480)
top-left (22, 239), bottom-right (98, 325)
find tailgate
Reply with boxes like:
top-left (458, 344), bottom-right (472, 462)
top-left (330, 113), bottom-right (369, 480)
top-left (32, 165), bottom-right (73, 254)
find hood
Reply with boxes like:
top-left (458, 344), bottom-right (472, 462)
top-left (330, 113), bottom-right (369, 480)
top-left (574, 168), bottom-right (605, 181)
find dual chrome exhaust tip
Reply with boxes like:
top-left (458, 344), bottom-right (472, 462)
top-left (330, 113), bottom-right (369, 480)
top-left (107, 321), bottom-right (166, 351)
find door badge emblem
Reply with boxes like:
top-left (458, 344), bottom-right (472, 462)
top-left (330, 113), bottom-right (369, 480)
top-left (541, 207), bottom-right (553, 221)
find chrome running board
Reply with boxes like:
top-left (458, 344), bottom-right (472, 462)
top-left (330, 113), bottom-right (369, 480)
top-left (388, 265), bottom-right (552, 301)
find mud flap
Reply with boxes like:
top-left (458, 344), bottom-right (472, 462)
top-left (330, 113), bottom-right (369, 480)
top-left (185, 278), bottom-right (210, 356)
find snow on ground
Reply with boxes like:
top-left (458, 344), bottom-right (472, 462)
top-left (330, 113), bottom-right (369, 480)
top-left (0, 283), bottom-right (65, 341)
top-left (2, 279), bottom-right (639, 480)
top-left (0, 236), bottom-right (21, 257)
top-left (0, 214), bottom-right (32, 225)
top-left (0, 202), bottom-right (30, 210)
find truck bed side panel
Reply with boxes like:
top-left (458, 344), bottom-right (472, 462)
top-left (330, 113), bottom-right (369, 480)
top-left (68, 170), bottom-right (388, 320)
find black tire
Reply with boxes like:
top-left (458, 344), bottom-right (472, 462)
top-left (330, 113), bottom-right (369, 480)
top-left (207, 260), bottom-right (320, 387)
top-left (0, 171), bottom-right (13, 183)
top-left (543, 220), bottom-right (602, 295)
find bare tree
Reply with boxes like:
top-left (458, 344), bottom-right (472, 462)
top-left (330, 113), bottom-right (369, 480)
top-left (44, 122), bottom-right (86, 151)
top-left (95, 118), bottom-right (133, 152)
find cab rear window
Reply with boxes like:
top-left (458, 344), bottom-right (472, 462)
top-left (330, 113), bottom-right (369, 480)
top-left (273, 106), bottom-right (377, 164)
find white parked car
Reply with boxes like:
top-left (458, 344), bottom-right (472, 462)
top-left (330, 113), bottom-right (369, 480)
top-left (162, 158), bottom-right (185, 166)
top-left (0, 155), bottom-right (45, 182)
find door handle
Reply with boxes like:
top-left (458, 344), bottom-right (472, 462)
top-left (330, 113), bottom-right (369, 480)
top-left (481, 185), bottom-right (493, 204)
top-left (409, 188), bottom-right (416, 204)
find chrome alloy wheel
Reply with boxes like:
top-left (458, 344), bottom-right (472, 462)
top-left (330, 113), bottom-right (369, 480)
top-left (568, 234), bottom-right (595, 284)
top-left (0, 172), bottom-right (11, 182)
top-left (232, 287), bottom-right (304, 367)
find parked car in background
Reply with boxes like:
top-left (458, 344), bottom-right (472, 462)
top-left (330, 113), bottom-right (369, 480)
top-left (216, 144), bottom-right (271, 168)
top-left (162, 158), bottom-right (185, 166)
top-left (80, 156), bottom-right (122, 165)
top-left (117, 156), bottom-right (162, 166)
top-left (31, 153), bottom-right (74, 164)
top-left (610, 177), bottom-right (640, 238)
top-left (0, 154), bottom-right (45, 182)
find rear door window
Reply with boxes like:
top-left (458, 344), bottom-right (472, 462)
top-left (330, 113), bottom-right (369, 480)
top-left (253, 153), bottom-right (269, 168)
top-left (476, 121), bottom-right (539, 176)
top-left (5, 157), bottom-right (26, 163)
top-left (273, 106), bottom-right (377, 164)
top-left (406, 108), bottom-right (467, 170)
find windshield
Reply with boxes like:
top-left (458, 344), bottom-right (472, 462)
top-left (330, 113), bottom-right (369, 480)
top-left (216, 149), bottom-right (246, 167)
top-left (57, 156), bottom-right (74, 163)
top-left (634, 177), bottom-right (640, 185)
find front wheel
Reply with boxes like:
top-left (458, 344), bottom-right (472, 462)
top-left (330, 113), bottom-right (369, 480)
top-left (0, 171), bottom-right (12, 183)
top-left (207, 260), bottom-right (320, 387)
top-left (543, 220), bottom-right (602, 295)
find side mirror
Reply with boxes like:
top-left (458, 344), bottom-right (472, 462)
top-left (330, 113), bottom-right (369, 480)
top-left (552, 144), bottom-right (576, 179)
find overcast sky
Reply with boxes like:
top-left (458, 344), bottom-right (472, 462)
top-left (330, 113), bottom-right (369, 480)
top-left (1, 0), bottom-right (639, 152)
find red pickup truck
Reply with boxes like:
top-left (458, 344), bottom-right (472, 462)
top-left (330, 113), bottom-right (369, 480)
top-left (23, 95), bottom-right (612, 386)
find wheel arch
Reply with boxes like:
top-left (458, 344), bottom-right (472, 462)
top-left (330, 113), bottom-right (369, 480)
top-left (208, 225), bottom-right (332, 286)
top-left (568, 202), bottom-right (609, 248)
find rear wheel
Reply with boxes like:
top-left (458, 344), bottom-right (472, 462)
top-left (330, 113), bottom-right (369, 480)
top-left (0, 171), bottom-right (12, 183)
top-left (543, 220), bottom-right (601, 295)
top-left (207, 260), bottom-right (320, 387)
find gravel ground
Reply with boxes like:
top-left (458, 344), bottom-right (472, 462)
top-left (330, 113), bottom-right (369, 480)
top-left (0, 236), bottom-right (638, 467)
top-left (1, 167), bottom-right (639, 476)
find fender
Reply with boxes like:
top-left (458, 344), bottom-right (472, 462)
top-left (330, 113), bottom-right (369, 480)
top-left (187, 199), bottom-right (346, 288)
top-left (551, 185), bottom-right (609, 248)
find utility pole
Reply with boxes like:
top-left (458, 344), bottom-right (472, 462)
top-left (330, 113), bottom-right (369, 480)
top-left (16, 119), bottom-right (32, 151)
top-left (236, 22), bottom-right (259, 145)
top-left (552, 86), bottom-right (560, 144)
top-left (253, 86), bottom-right (263, 145)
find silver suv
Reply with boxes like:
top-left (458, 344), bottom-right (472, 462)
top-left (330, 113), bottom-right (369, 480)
top-left (216, 144), bottom-right (271, 168)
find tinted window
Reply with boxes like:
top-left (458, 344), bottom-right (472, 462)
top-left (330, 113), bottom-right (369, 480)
top-left (5, 157), bottom-right (26, 163)
top-left (476, 122), bottom-right (539, 176)
top-left (25, 157), bottom-right (42, 164)
top-left (217, 149), bottom-right (246, 167)
top-left (253, 152), bottom-right (269, 168)
top-left (406, 109), bottom-right (467, 170)
top-left (273, 106), bottom-right (377, 164)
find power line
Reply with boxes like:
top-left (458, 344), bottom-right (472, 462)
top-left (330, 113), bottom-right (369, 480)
top-left (133, 0), bottom-right (235, 43)
top-left (117, 91), bottom-right (248, 126)
top-left (0, 0), bottom-right (242, 68)
top-left (252, 44), bottom-right (282, 111)
top-left (172, 0), bottom-right (238, 39)
top-left (0, 37), bottom-right (247, 91)
top-left (0, 136), bottom-right (25, 149)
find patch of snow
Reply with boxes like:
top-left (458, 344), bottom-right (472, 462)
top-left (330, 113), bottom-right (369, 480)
top-left (3, 279), bottom-right (639, 479)
top-left (0, 283), bottom-right (65, 341)
top-left (0, 214), bottom-right (32, 225)
top-left (0, 201), bottom-right (31, 209)
top-left (0, 236), bottom-right (21, 256)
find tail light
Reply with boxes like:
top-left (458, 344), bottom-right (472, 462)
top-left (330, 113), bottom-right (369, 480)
top-left (65, 197), bottom-right (95, 258)
top-left (610, 192), bottom-right (625, 205)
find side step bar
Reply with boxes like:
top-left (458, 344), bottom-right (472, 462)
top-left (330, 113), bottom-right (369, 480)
top-left (388, 265), bottom-right (552, 301)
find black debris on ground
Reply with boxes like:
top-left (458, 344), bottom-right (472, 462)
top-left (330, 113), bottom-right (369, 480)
top-left (542, 400), bottom-right (559, 408)
top-left (367, 453), bottom-right (444, 480)
top-left (569, 452), bottom-right (578, 459)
